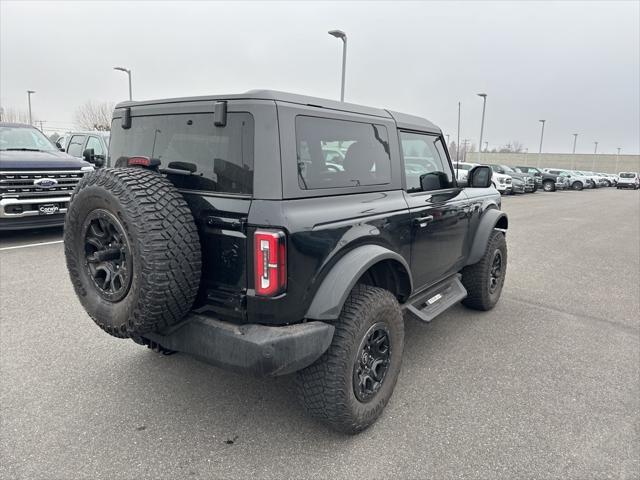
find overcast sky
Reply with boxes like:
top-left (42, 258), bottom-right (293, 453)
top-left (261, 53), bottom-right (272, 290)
top-left (1, 0), bottom-right (638, 154)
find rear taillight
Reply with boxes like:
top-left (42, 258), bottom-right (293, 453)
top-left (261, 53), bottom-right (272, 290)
top-left (254, 230), bottom-right (286, 297)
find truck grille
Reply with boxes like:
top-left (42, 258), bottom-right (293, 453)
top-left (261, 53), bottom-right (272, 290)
top-left (0, 170), bottom-right (86, 199)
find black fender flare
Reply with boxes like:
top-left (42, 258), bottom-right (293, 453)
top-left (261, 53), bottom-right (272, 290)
top-left (465, 209), bottom-right (508, 266)
top-left (305, 245), bottom-right (412, 321)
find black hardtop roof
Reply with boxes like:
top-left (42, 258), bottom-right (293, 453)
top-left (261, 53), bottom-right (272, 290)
top-left (115, 89), bottom-right (441, 134)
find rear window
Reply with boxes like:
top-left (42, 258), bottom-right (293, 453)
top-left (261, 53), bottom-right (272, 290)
top-left (620, 172), bottom-right (637, 178)
top-left (109, 112), bottom-right (254, 194)
top-left (295, 116), bottom-right (391, 190)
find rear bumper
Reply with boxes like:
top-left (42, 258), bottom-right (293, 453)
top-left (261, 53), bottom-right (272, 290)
top-left (144, 314), bottom-right (335, 377)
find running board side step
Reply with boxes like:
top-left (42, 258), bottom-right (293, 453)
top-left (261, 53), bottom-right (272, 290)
top-left (403, 274), bottom-right (467, 323)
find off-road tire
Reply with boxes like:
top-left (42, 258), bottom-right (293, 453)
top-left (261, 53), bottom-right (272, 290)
top-left (461, 230), bottom-right (507, 311)
top-left (64, 168), bottom-right (202, 338)
top-left (296, 285), bottom-right (404, 434)
top-left (543, 180), bottom-right (555, 192)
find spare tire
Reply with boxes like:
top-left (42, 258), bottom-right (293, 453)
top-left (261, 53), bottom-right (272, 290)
top-left (64, 168), bottom-right (202, 338)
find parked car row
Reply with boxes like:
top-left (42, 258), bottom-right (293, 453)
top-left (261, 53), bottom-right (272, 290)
top-left (453, 161), bottom-right (635, 195)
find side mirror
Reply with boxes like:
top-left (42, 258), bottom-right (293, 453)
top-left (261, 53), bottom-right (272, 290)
top-left (468, 165), bottom-right (492, 188)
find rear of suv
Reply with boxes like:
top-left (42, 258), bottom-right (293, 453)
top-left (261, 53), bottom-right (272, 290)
top-left (617, 172), bottom-right (639, 189)
top-left (63, 90), bottom-right (508, 433)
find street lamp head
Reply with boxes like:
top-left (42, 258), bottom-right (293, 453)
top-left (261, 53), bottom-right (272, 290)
top-left (477, 93), bottom-right (487, 98)
top-left (113, 66), bottom-right (129, 73)
top-left (27, 90), bottom-right (35, 94)
top-left (539, 119), bottom-right (545, 123)
top-left (328, 29), bottom-right (346, 40)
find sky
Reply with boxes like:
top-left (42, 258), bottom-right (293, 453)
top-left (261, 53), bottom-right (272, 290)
top-left (1, 0), bottom-right (639, 154)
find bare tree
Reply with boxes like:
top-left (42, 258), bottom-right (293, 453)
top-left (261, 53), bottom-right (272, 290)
top-left (74, 101), bottom-right (115, 131)
top-left (499, 140), bottom-right (526, 153)
top-left (1, 107), bottom-right (32, 124)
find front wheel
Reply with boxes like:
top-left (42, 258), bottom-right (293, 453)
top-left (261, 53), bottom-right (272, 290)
top-left (543, 180), bottom-right (555, 192)
top-left (297, 285), bottom-right (404, 434)
top-left (572, 181), bottom-right (583, 191)
top-left (461, 230), bottom-right (507, 311)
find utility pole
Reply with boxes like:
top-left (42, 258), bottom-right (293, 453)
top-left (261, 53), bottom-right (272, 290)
top-left (462, 138), bottom-right (471, 163)
top-left (572, 133), bottom-right (578, 153)
top-left (615, 147), bottom-right (621, 173)
top-left (592, 141), bottom-right (598, 170)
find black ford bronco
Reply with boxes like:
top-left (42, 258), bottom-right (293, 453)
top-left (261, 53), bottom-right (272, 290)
top-left (64, 90), bottom-right (508, 433)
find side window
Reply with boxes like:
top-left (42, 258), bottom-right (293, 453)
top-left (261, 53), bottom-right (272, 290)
top-left (67, 135), bottom-right (87, 157)
top-left (400, 131), bottom-right (454, 192)
top-left (295, 116), bottom-right (391, 190)
top-left (85, 136), bottom-right (104, 156)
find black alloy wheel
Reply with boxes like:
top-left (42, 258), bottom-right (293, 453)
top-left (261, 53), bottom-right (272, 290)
top-left (82, 209), bottom-right (133, 302)
top-left (353, 323), bottom-right (392, 403)
top-left (488, 249), bottom-right (503, 295)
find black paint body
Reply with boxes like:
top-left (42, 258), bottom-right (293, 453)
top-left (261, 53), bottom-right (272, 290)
top-left (109, 91), bottom-right (504, 327)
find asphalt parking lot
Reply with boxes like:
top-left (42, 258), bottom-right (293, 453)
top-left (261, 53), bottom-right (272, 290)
top-left (1, 187), bottom-right (638, 480)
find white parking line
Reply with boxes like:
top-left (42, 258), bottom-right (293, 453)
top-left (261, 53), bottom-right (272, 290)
top-left (0, 240), bottom-right (63, 251)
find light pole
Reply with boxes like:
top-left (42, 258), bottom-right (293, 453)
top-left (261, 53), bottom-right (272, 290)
top-left (0, 106), bottom-right (4, 121)
top-left (27, 90), bottom-right (35, 125)
top-left (113, 66), bottom-right (132, 100)
top-left (615, 147), bottom-right (621, 173)
top-left (456, 101), bottom-right (461, 165)
top-left (537, 119), bottom-right (546, 168)
top-left (484, 141), bottom-right (488, 152)
top-left (328, 30), bottom-right (347, 102)
top-left (446, 134), bottom-right (450, 144)
top-left (572, 133), bottom-right (578, 169)
top-left (37, 120), bottom-right (46, 131)
top-left (591, 141), bottom-right (598, 170)
top-left (477, 93), bottom-right (487, 162)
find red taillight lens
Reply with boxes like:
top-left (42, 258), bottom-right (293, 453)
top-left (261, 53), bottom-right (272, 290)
top-left (254, 230), bottom-right (287, 297)
top-left (128, 156), bottom-right (151, 167)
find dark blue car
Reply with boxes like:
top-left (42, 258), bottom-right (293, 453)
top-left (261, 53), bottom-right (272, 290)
top-left (0, 122), bottom-right (93, 230)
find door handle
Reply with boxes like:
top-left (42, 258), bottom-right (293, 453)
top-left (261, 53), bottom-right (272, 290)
top-left (415, 215), bottom-right (434, 227)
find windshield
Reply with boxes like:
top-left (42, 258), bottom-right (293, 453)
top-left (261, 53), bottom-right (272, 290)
top-left (619, 172), bottom-right (637, 178)
top-left (0, 126), bottom-right (58, 152)
top-left (501, 165), bottom-right (515, 173)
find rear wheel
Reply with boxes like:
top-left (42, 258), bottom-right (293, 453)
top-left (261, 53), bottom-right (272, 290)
top-left (64, 168), bottom-right (202, 338)
top-left (572, 181), bottom-right (583, 191)
top-left (461, 230), bottom-right (507, 311)
top-left (543, 180), bottom-right (555, 192)
top-left (297, 285), bottom-right (404, 434)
